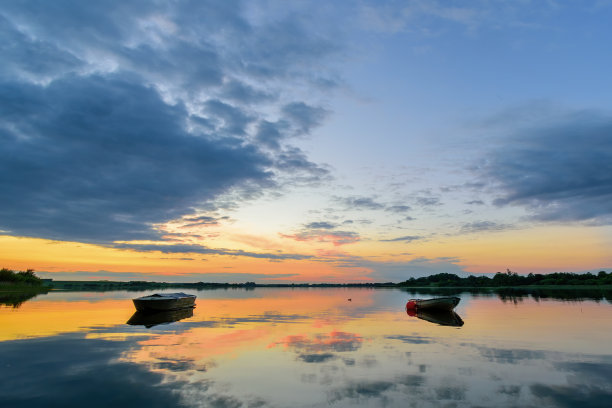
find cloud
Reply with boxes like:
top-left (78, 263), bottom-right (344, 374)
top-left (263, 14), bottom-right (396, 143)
top-left (0, 334), bottom-right (186, 407)
top-left (335, 196), bottom-right (385, 210)
top-left (203, 99), bottom-right (254, 136)
top-left (281, 230), bottom-right (360, 246)
top-left (379, 235), bottom-right (422, 243)
top-left (0, 74), bottom-right (272, 243)
top-left (385, 335), bottom-right (432, 344)
top-left (304, 221), bottom-right (337, 229)
top-left (478, 111), bottom-right (612, 224)
top-left (459, 221), bottom-right (513, 234)
top-left (298, 353), bottom-right (336, 363)
top-left (415, 196), bottom-right (441, 207)
top-left (362, 256), bottom-right (468, 281)
top-left (358, 0), bottom-right (557, 35)
top-left (171, 214), bottom-right (230, 230)
top-left (281, 102), bottom-right (329, 135)
top-left (217, 79), bottom-right (274, 105)
top-left (254, 120), bottom-right (289, 150)
top-left (530, 362), bottom-right (612, 408)
top-left (270, 331), bottom-right (363, 354)
top-left (112, 242), bottom-right (313, 261)
top-left (273, 146), bottom-right (331, 184)
top-left (0, 1), bottom-right (339, 243)
top-left (281, 219), bottom-right (362, 247)
top-left (386, 205), bottom-right (412, 213)
top-left (327, 380), bottom-right (395, 403)
top-left (475, 346), bottom-right (546, 364)
top-left (530, 383), bottom-right (612, 408)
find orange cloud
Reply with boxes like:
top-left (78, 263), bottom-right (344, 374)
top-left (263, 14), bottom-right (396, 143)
top-left (280, 231), bottom-right (360, 246)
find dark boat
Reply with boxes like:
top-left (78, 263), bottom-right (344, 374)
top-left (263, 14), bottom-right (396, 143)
top-left (132, 292), bottom-right (196, 312)
top-left (405, 296), bottom-right (460, 311)
top-left (127, 308), bottom-right (194, 328)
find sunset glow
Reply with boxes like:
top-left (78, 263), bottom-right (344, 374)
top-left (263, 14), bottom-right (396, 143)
top-left (1, 1), bottom-right (611, 282)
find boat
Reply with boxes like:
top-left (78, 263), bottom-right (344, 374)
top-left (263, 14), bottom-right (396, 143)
top-left (127, 308), bottom-right (194, 328)
top-left (132, 292), bottom-right (196, 312)
top-left (405, 296), bottom-right (460, 312)
top-left (406, 307), bottom-right (464, 327)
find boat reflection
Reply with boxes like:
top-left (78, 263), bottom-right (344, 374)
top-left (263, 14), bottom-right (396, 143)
top-left (126, 307), bottom-right (194, 328)
top-left (406, 307), bottom-right (464, 327)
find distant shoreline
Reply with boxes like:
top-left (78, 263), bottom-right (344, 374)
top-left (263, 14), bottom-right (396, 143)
top-left (40, 280), bottom-right (612, 292)
top-left (2, 269), bottom-right (611, 292)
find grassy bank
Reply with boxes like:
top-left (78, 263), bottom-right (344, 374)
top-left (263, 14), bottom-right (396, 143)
top-left (0, 283), bottom-right (50, 292)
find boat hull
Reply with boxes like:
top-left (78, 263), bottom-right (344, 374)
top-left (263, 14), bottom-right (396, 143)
top-left (406, 296), bottom-right (460, 312)
top-left (132, 293), bottom-right (196, 312)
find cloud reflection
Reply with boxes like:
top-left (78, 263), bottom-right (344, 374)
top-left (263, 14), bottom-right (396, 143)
top-left (270, 330), bottom-right (363, 364)
top-left (0, 334), bottom-right (185, 407)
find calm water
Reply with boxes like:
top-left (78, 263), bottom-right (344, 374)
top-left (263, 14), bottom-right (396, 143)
top-left (1, 288), bottom-right (611, 407)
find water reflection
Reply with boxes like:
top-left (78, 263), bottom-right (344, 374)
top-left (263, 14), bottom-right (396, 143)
top-left (401, 287), bottom-right (612, 303)
top-left (406, 307), bottom-right (465, 327)
top-left (1, 288), bottom-right (611, 407)
top-left (0, 290), bottom-right (48, 308)
top-left (126, 308), bottom-right (194, 328)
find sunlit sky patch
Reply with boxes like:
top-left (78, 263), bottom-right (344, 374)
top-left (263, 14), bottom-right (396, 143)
top-left (1, 1), bottom-right (611, 282)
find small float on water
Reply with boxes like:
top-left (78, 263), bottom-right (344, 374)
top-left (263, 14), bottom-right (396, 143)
top-left (405, 296), bottom-right (460, 312)
top-left (132, 292), bottom-right (196, 312)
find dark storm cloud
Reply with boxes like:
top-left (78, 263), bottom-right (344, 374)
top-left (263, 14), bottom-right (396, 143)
top-left (0, 74), bottom-right (271, 242)
top-left (0, 0), bottom-right (339, 243)
top-left (255, 120), bottom-right (289, 150)
top-left (204, 99), bottom-right (254, 136)
top-left (0, 15), bottom-right (83, 80)
top-left (479, 112), bottom-right (612, 224)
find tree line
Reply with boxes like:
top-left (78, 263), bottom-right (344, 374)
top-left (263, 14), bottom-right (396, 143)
top-left (397, 270), bottom-right (612, 287)
top-left (2, 267), bottom-right (611, 289)
top-left (0, 268), bottom-right (44, 286)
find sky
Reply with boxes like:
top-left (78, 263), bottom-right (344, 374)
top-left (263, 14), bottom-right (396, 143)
top-left (1, 0), bottom-right (611, 283)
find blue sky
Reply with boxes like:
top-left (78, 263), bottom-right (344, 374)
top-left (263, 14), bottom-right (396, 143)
top-left (1, 1), bottom-right (611, 282)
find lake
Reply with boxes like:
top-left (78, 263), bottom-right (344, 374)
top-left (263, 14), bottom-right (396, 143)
top-left (1, 288), bottom-right (611, 407)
